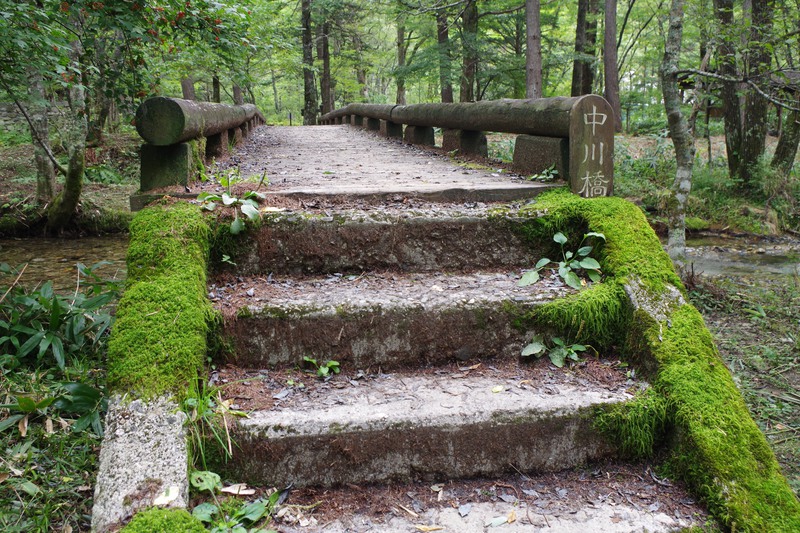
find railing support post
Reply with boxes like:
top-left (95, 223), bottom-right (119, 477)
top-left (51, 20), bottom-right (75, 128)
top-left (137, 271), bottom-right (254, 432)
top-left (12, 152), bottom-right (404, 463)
top-left (403, 125), bottom-right (435, 146)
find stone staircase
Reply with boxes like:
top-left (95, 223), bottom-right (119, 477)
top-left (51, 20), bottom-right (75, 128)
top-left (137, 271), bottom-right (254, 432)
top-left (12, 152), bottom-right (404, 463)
top-left (209, 199), bottom-right (707, 531)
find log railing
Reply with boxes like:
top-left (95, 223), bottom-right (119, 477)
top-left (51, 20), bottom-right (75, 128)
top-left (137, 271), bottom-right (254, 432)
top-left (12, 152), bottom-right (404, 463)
top-left (320, 96), bottom-right (614, 198)
top-left (132, 96), bottom-right (265, 209)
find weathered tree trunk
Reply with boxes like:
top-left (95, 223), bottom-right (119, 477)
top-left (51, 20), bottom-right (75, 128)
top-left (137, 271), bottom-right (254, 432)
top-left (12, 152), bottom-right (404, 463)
top-left (180, 77), bottom-right (197, 100)
top-left (436, 10), bottom-right (454, 103)
top-left (660, 0), bottom-right (696, 269)
top-left (771, 98), bottom-right (800, 174)
top-left (739, 0), bottom-right (774, 188)
top-left (318, 21), bottom-right (333, 114)
top-left (301, 0), bottom-right (317, 124)
top-left (603, 0), bottom-right (622, 132)
top-left (233, 84), bottom-right (245, 106)
top-left (26, 68), bottom-right (55, 204)
top-left (460, 0), bottom-right (479, 102)
top-left (526, 0), bottom-right (543, 99)
top-left (212, 75), bottom-right (221, 103)
top-left (713, 0), bottom-right (743, 180)
top-left (571, 0), bottom-right (589, 96)
top-left (396, 18), bottom-right (408, 105)
top-left (47, 44), bottom-right (88, 233)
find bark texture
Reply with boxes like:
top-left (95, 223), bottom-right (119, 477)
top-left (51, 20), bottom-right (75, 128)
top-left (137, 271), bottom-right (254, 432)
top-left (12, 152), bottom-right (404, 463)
top-left (660, 0), bottom-right (696, 268)
top-left (302, 0), bottom-right (317, 125)
top-left (526, 0), bottom-right (543, 99)
top-left (603, 0), bottom-right (622, 131)
top-left (436, 10), bottom-right (454, 103)
top-left (460, 0), bottom-right (479, 102)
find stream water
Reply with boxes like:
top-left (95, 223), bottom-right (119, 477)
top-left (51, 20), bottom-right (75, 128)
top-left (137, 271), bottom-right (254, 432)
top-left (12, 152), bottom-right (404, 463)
top-left (0, 236), bottom-right (129, 292)
top-left (0, 234), bottom-right (797, 291)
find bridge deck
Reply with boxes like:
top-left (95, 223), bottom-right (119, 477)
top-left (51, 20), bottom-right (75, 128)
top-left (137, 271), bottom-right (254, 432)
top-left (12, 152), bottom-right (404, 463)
top-left (217, 125), bottom-right (556, 203)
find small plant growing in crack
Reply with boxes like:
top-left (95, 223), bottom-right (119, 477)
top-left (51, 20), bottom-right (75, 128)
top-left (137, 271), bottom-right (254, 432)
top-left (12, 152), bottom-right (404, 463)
top-left (302, 356), bottom-right (340, 378)
top-left (198, 167), bottom-right (269, 234)
top-left (522, 334), bottom-right (594, 368)
top-left (519, 231), bottom-right (606, 290)
top-left (189, 469), bottom-right (281, 532)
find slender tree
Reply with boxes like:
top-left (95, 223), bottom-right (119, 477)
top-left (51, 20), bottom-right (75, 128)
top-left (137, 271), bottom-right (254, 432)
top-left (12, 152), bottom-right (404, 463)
top-left (460, 0), bottom-right (479, 101)
top-left (436, 8), bottom-right (454, 103)
top-left (302, 0), bottom-right (318, 124)
top-left (526, 0), bottom-right (543, 98)
top-left (603, 0), bottom-right (622, 131)
top-left (660, 0), bottom-right (696, 268)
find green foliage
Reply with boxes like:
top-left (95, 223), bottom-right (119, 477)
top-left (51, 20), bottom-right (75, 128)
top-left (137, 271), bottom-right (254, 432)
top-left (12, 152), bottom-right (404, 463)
top-left (519, 231), bottom-right (605, 290)
top-left (122, 508), bottom-right (206, 533)
top-left (302, 356), bottom-right (341, 378)
top-left (0, 262), bottom-right (118, 371)
top-left (189, 470), bottom-right (279, 533)
top-left (183, 383), bottom-right (247, 469)
top-left (199, 167), bottom-right (268, 235)
top-left (521, 334), bottom-right (589, 368)
top-left (85, 164), bottom-right (126, 185)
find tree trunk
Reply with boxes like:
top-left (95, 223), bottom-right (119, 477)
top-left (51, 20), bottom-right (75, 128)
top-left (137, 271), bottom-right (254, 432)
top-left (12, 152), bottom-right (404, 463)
top-left (319, 21), bottom-right (333, 114)
top-left (770, 99), bottom-right (800, 174)
top-left (181, 77), bottom-right (196, 100)
top-left (660, 0), bottom-right (696, 269)
top-left (526, 0), bottom-right (543, 99)
top-left (47, 43), bottom-right (87, 233)
top-left (739, 0), bottom-right (774, 188)
top-left (301, 0), bottom-right (317, 125)
top-left (603, 0), bottom-right (622, 131)
top-left (212, 75), bottom-right (221, 103)
top-left (571, 0), bottom-right (589, 96)
top-left (232, 84), bottom-right (244, 105)
top-left (352, 35), bottom-right (369, 101)
top-left (396, 19), bottom-right (408, 105)
top-left (436, 10), bottom-right (454, 103)
top-left (26, 68), bottom-right (55, 204)
top-left (460, 0), bottom-right (479, 102)
top-left (713, 0), bottom-right (743, 180)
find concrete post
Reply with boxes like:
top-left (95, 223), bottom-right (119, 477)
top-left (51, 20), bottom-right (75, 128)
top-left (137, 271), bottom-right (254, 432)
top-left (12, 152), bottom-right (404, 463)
top-left (380, 120), bottom-right (403, 139)
top-left (206, 130), bottom-right (229, 158)
top-left (403, 125), bottom-right (435, 146)
top-left (366, 117), bottom-right (381, 131)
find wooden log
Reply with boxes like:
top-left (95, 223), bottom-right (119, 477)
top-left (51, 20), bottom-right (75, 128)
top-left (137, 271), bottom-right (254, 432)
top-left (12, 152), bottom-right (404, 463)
top-left (135, 97), bottom-right (258, 146)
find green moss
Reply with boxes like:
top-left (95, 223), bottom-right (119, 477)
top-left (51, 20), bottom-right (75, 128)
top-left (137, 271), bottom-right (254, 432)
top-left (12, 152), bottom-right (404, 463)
top-left (522, 189), bottom-right (800, 531)
top-left (121, 508), bottom-right (205, 533)
top-left (127, 202), bottom-right (210, 283)
top-left (107, 202), bottom-right (212, 400)
top-left (595, 387), bottom-right (670, 459)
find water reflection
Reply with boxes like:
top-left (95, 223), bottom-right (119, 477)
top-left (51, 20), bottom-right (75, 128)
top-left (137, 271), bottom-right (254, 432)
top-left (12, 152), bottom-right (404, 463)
top-left (0, 236), bottom-right (128, 292)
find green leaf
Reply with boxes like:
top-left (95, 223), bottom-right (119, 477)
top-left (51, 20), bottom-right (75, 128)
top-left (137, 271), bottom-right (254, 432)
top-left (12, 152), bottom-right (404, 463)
top-left (16, 396), bottom-right (37, 413)
top-left (190, 470), bottom-right (222, 494)
top-left (50, 336), bottom-right (65, 369)
top-left (535, 257), bottom-right (550, 269)
top-left (201, 202), bottom-right (218, 212)
top-left (521, 337), bottom-right (546, 357)
top-left (0, 414), bottom-right (24, 433)
top-left (241, 203), bottom-right (259, 220)
top-left (222, 193), bottom-right (237, 206)
top-left (552, 337), bottom-right (565, 347)
top-left (564, 271), bottom-right (582, 290)
top-left (548, 347), bottom-right (568, 368)
top-left (572, 344), bottom-right (587, 352)
top-left (585, 232), bottom-right (606, 241)
top-left (238, 500), bottom-right (268, 523)
top-left (192, 502), bottom-right (219, 523)
top-left (230, 217), bottom-right (245, 235)
top-left (18, 331), bottom-right (45, 358)
top-left (576, 246), bottom-right (593, 257)
top-left (518, 270), bottom-right (540, 286)
top-left (198, 192), bottom-right (222, 202)
top-left (587, 270), bottom-right (601, 283)
top-left (19, 480), bottom-right (40, 496)
top-left (558, 264), bottom-right (570, 279)
top-left (553, 232), bottom-right (568, 245)
top-left (565, 251), bottom-right (573, 260)
top-left (579, 258), bottom-right (601, 270)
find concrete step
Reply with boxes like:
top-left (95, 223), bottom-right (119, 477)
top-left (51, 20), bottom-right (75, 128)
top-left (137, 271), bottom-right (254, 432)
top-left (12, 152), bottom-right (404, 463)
top-left (212, 270), bottom-right (570, 370)
top-left (271, 463), bottom-right (709, 532)
top-left (224, 205), bottom-right (544, 276)
top-left (216, 364), bottom-right (633, 489)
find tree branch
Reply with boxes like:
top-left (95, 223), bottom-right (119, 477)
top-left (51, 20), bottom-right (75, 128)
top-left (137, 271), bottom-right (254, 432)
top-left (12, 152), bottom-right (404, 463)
top-left (676, 68), bottom-right (800, 112)
top-left (0, 75), bottom-right (67, 175)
